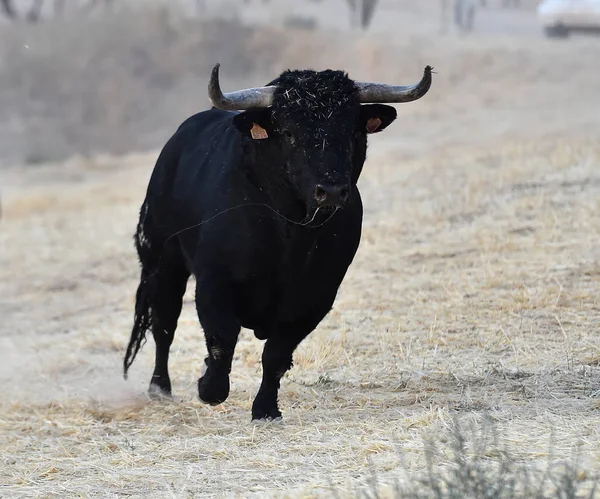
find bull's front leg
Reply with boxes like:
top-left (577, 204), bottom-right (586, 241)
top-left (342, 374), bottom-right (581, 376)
top-left (195, 277), bottom-right (240, 405)
top-left (252, 330), bottom-right (310, 421)
top-left (252, 301), bottom-right (334, 421)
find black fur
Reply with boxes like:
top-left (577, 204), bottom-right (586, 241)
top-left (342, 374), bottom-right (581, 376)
top-left (123, 68), bottom-right (399, 419)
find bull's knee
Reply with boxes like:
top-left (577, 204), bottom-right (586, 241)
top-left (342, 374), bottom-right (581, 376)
top-left (263, 348), bottom-right (293, 378)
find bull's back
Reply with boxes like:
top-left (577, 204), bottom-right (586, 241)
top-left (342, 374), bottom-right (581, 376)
top-left (144, 109), bottom-right (240, 237)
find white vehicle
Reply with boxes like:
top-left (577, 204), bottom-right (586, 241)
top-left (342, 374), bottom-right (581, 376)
top-left (538, 0), bottom-right (600, 37)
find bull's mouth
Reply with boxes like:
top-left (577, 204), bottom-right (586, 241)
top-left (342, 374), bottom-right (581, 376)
top-left (319, 205), bottom-right (338, 213)
top-left (301, 205), bottom-right (339, 227)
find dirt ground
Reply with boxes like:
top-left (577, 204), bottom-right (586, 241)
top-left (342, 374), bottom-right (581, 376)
top-left (2, 2), bottom-right (600, 498)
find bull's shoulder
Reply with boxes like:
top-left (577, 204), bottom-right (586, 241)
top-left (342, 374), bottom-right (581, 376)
top-left (152, 108), bottom-right (239, 177)
top-left (168, 108), bottom-right (241, 166)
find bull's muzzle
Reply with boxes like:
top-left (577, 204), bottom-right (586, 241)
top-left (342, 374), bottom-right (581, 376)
top-left (314, 184), bottom-right (350, 208)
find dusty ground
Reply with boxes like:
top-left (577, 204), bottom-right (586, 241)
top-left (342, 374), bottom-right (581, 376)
top-left (2, 2), bottom-right (600, 498)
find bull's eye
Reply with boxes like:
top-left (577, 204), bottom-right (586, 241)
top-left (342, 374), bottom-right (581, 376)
top-left (282, 130), bottom-right (294, 141)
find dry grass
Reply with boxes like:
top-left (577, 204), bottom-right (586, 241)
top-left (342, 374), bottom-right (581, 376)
top-left (2, 4), bottom-right (600, 498)
top-left (2, 137), bottom-right (600, 497)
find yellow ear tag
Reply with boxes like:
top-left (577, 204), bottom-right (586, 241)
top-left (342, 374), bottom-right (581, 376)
top-left (366, 117), bottom-right (382, 133)
top-left (250, 123), bottom-right (268, 140)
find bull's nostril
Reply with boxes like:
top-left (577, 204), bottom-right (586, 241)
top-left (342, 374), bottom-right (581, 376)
top-left (314, 184), bottom-right (349, 207)
top-left (314, 185), bottom-right (328, 203)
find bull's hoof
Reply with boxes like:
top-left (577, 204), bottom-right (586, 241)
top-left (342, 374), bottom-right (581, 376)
top-left (251, 401), bottom-right (282, 421)
top-left (198, 372), bottom-right (229, 406)
top-left (148, 376), bottom-right (172, 399)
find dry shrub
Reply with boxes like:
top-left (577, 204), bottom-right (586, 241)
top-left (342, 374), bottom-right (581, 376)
top-left (381, 416), bottom-right (598, 499)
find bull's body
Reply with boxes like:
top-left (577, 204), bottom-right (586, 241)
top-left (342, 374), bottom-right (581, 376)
top-left (124, 65), bottom-right (432, 420)
top-left (142, 107), bottom-right (362, 342)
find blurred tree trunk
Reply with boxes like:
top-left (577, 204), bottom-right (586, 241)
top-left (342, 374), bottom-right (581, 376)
top-left (1, 0), bottom-right (45, 22)
top-left (346, 0), bottom-right (379, 30)
top-left (26, 0), bottom-right (44, 22)
top-left (0, 0), bottom-right (17, 19)
top-left (454, 0), bottom-right (476, 32)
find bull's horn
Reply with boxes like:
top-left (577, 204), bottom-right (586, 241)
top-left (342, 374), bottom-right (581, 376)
top-left (208, 63), bottom-right (276, 110)
top-left (356, 65), bottom-right (433, 104)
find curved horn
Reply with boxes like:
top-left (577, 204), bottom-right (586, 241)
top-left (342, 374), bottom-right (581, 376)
top-left (208, 63), bottom-right (276, 110)
top-left (356, 65), bottom-right (433, 104)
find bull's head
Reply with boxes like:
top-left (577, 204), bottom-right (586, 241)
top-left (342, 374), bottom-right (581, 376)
top-left (208, 64), bottom-right (432, 217)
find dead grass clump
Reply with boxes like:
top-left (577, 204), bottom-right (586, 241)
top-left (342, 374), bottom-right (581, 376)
top-left (362, 416), bottom-right (597, 499)
top-left (2, 52), bottom-right (600, 494)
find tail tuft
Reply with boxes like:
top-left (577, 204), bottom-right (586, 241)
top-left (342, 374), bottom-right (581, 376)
top-left (123, 277), bottom-right (153, 379)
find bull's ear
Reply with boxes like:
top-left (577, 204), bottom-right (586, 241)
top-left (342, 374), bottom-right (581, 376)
top-left (358, 104), bottom-right (397, 134)
top-left (233, 109), bottom-right (273, 140)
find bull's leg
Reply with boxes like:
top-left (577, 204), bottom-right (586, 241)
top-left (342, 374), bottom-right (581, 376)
top-left (252, 331), bottom-right (310, 421)
top-left (148, 266), bottom-right (189, 397)
top-left (195, 277), bottom-right (241, 405)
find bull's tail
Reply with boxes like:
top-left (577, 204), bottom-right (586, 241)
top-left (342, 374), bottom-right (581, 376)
top-left (123, 275), bottom-right (153, 379)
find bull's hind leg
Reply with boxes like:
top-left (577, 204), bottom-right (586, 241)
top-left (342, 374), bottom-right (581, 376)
top-left (148, 263), bottom-right (189, 397)
top-left (124, 203), bottom-right (190, 395)
top-left (194, 275), bottom-right (241, 405)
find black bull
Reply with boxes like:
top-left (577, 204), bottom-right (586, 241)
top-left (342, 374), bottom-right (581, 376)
top-left (124, 64), bottom-right (433, 420)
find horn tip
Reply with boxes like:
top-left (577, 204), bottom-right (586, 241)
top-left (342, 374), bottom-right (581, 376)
top-left (209, 63), bottom-right (223, 107)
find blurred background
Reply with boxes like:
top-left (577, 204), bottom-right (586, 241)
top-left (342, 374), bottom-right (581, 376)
top-left (2, 3), bottom-right (600, 495)
top-left (0, 0), bottom-right (598, 167)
